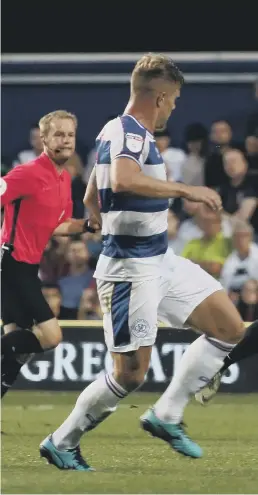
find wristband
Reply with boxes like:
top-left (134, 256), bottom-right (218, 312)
top-left (83, 219), bottom-right (96, 233)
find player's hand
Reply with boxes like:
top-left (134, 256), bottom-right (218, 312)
top-left (185, 186), bottom-right (222, 211)
top-left (84, 216), bottom-right (102, 233)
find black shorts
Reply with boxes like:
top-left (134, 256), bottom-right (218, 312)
top-left (1, 251), bottom-right (54, 328)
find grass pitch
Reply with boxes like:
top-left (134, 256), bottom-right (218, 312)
top-left (1, 391), bottom-right (258, 494)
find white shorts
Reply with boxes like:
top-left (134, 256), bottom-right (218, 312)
top-left (97, 256), bottom-right (222, 352)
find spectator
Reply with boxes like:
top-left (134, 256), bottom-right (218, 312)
top-left (245, 128), bottom-right (258, 192)
top-left (181, 205), bottom-right (232, 279)
top-left (12, 123), bottom-right (43, 167)
top-left (237, 279), bottom-right (258, 321)
top-left (65, 153), bottom-right (86, 219)
top-left (220, 222), bottom-right (258, 298)
top-left (65, 152), bottom-right (84, 179)
top-left (39, 237), bottom-right (70, 284)
top-left (72, 176), bottom-right (86, 219)
top-left (84, 114), bottom-right (118, 184)
top-left (82, 230), bottom-right (102, 260)
top-left (78, 288), bottom-right (102, 320)
top-left (84, 147), bottom-right (97, 184)
top-left (219, 148), bottom-right (258, 235)
top-left (181, 123), bottom-right (208, 186)
top-left (170, 199), bottom-right (232, 255)
top-left (42, 284), bottom-right (62, 318)
top-left (58, 238), bottom-right (94, 320)
top-left (245, 132), bottom-right (258, 161)
top-left (169, 200), bottom-right (202, 254)
top-left (155, 128), bottom-right (186, 182)
top-left (204, 120), bottom-right (232, 188)
top-left (167, 210), bottom-right (180, 250)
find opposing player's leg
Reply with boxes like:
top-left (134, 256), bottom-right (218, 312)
top-left (1, 254), bottom-right (62, 397)
top-left (141, 257), bottom-right (245, 451)
top-left (195, 319), bottom-right (258, 403)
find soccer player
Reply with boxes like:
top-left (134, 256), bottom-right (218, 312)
top-left (1, 110), bottom-right (97, 398)
top-left (195, 319), bottom-right (258, 404)
top-left (40, 54), bottom-right (245, 470)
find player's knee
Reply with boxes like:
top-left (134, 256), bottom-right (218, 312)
top-left (115, 370), bottom-right (145, 392)
top-left (3, 323), bottom-right (18, 334)
top-left (45, 329), bottom-right (62, 349)
top-left (36, 327), bottom-right (62, 350)
top-left (226, 319), bottom-right (246, 344)
top-left (35, 319), bottom-right (63, 349)
top-left (217, 317), bottom-right (245, 344)
top-left (112, 349), bottom-right (150, 392)
top-left (114, 363), bottom-right (146, 392)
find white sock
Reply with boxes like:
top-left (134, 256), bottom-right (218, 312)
top-left (154, 334), bottom-right (234, 423)
top-left (52, 373), bottom-right (128, 450)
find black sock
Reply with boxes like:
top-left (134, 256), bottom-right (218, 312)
top-left (221, 320), bottom-right (258, 372)
top-left (1, 357), bottom-right (24, 398)
top-left (1, 329), bottom-right (43, 358)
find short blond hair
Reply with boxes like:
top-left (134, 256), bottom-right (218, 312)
top-left (39, 110), bottom-right (78, 136)
top-left (131, 53), bottom-right (184, 93)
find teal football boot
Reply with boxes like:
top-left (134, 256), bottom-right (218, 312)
top-left (40, 435), bottom-right (94, 471)
top-left (140, 408), bottom-right (203, 458)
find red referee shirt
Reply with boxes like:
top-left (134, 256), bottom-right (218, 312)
top-left (1, 153), bottom-right (73, 264)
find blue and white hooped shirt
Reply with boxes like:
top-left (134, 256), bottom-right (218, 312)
top-left (94, 115), bottom-right (168, 281)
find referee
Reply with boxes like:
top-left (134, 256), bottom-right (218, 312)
top-left (1, 110), bottom-right (97, 398)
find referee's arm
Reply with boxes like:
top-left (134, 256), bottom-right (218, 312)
top-left (52, 201), bottom-right (100, 236)
top-left (0, 166), bottom-right (35, 205)
top-left (53, 218), bottom-right (86, 236)
top-left (53, 217), bottom-right (101, 236)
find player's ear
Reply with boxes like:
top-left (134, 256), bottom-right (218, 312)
top-left (156, 93), bottom-right (165, 108)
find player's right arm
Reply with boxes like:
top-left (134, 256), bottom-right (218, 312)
top-left (83, 166), bottom-right (102, 228)
top-left (0, 165), bottom-right (35, 206)
top-left (111, 157), bottom-right (222, 211)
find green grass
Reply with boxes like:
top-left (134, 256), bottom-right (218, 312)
top-left (2, 392), bottom-right (258, 494)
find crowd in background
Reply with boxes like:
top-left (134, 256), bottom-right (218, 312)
top-left (1, 89), bottom-right (258, 323)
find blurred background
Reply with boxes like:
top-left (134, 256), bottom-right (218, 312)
top-left (2, 8), bottom-right (258, 495)
top-left (1, 4), bottom-right (258, 392)
top-left (2, 53), bottom-right (258, 323)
